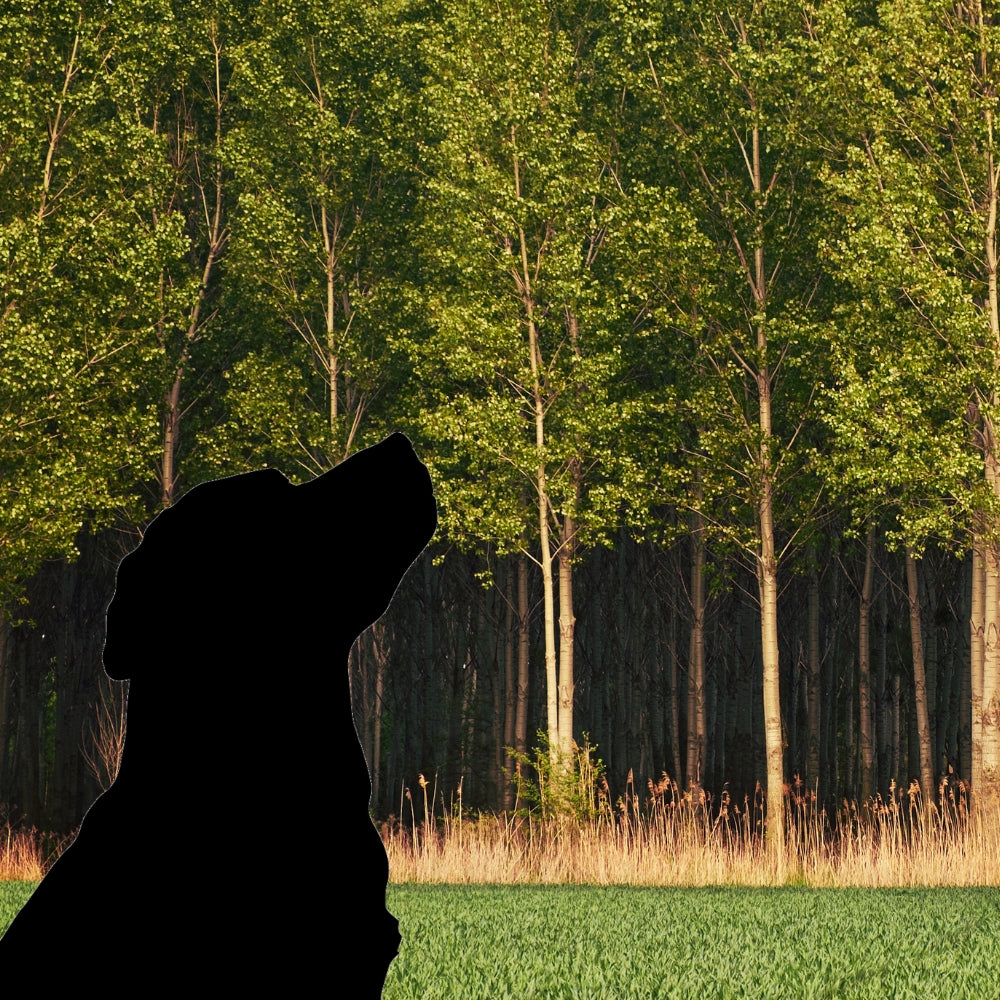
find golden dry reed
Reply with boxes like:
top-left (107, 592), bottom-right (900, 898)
top-left (385, 770), bottom-right (1000, 888)
top-left (0, 823), bottom-right (45, 882)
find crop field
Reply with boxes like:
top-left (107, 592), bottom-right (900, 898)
top-left (0, 881), bottom-right (38, 936)
top-left (2, 881), bottom-right (997, 996)
top-left (383, 884), bottom-right (1000, 1000)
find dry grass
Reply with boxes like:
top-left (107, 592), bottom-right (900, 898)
top-left (0, 679), bottom-right (125, 885)
top-left (3, 763), bottom-right (996, 889)
top-left (385, 770), bottom-right (1000, 888)
top-left (82, 675), bottom-right (127, 792)
top-left (0, 823), bottom-right (47, 882)
top-left (0, 805), bottom-right (78, 883)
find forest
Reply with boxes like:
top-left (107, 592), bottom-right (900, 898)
top-left (1, 0), bottom-right (1000, 867)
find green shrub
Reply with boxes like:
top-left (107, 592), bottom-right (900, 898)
top-left (507, 732), bottom-right (605, 824)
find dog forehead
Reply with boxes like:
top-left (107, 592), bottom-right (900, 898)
top-left (138, 469), bottom-right (292, 547)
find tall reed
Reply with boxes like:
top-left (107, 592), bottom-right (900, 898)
top-left (385, 757), bottom-right (1000, 888)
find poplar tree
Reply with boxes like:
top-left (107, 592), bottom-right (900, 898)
top-left (815, 0), bottom-right (1000, 800)
top-left (0, 2), bottom-right (184, 603)
top-left (623, 0), bottom-right (829, 862)
top-left (209, 0), bottom-right (419, 477)
top-left (407, 0), bottom-right (676, 769)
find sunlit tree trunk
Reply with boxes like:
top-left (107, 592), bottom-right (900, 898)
top-left (321, 201), bottom-right (340, 448)
top-left (975, 0), bottom-right (1000, 802)
top-left (746, 114), bottom-right (785, 869)
top-left (971, 539), bottom-right (986, 795)
top-left (557, 511), bottom-right (577, 762)
top-left (531, 344), bottom-right (558, 760)
top-left (515, 201), bottom-right (559, 759)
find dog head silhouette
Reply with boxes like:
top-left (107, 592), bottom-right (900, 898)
top-left (1, 433), bottom-right (436, 995)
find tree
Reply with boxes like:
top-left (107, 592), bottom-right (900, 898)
top-left (0, 1), bottom-right (202, 827)
top-left (813, 0), bottom-right (1000, 800)
top-left (407, 0), bottom-right (671, 769)
top-left (208, 0), bottom-right (420, 478)
top-left (625, 0), bottom-right (830, 863)
top-left (0, 3), bottom-right (179, 604)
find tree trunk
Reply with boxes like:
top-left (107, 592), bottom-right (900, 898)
top-left (858, 527), bottom-right (876, 802)
top-left (845, 654), bottom-right (856, 796)
top-left (320, 202), bottom-right (340, 450)
top-left (923, 565), bottom-right (941, 781)
top-left (0, 614), bottom-right (8, 799)
top-left (520, 257), bottom-right (558, 761)
top-left (15, 638), bottom-right (42, 824)
top-left (876, 577), bottom-right (890, 796)
top-left (503, 560), bottom-right (517, 810)
top-left (982, 525), bottom-right (1000, 794)
top-left (373, 634), bottom-right (386, 806)
top-left (687, 508), bottom-right (707, 789)
top-left (668, 588), bottom-right (681, 781)
top-left (159, 37), bottom-right (227, 508)
top-left (980, 8), bottom-right (1000, 798)
top-left (806, 562), bottom-right (821, 796)
top-left (889, 656), bottom-right (901, 796)
top-left (759, 504), bottom-right (783, 862)
top-left (515, 551), bottom-right (530, 759)
top-left (749, 112), bottom-right (785, 867)
top-left (905, 547), bottom-right (935, 803)
top-left (538, 474), bottom-right (558, 760)
top-left (757, 332), bottom-right (785, 856)
top-left (557, 513), bottom-right (577, 762)
top-left (643, 545), bottom-right (666, 777)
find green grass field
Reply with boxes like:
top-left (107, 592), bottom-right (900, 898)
top-left (0, 881), bottom-right (37, 936)
top-left (3, 882), bottom-right (998, 996)
top-left (383, 885), bottom-right (1000, 999)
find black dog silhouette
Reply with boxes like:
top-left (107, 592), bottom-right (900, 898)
top-left (0, 432), bottom-right (436, 994)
